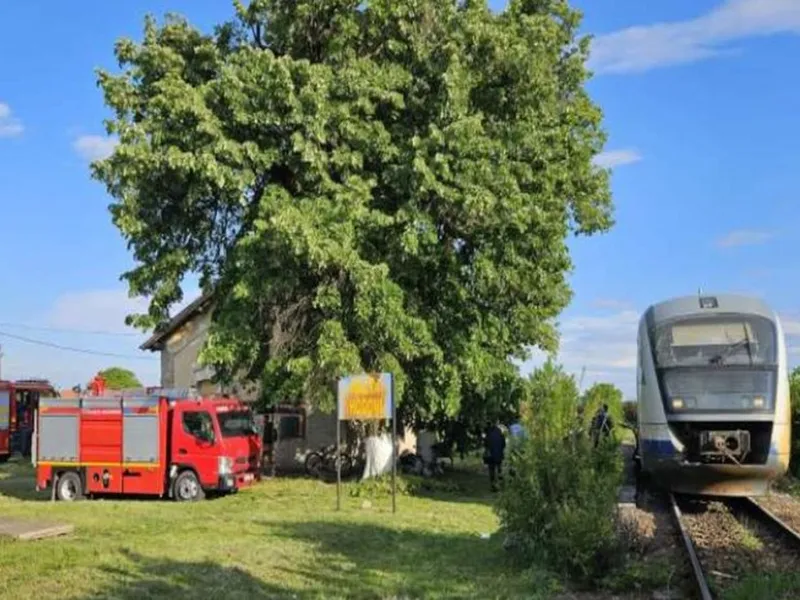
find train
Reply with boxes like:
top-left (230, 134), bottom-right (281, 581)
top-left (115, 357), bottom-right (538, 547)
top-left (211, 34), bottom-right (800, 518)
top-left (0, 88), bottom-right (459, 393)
top-left (635, 293), bottom-right (791, 496)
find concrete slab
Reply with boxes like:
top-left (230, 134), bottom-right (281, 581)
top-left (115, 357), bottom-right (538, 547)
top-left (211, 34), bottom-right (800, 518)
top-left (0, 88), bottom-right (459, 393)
top-left (0, 518), bottom-right (74, 541)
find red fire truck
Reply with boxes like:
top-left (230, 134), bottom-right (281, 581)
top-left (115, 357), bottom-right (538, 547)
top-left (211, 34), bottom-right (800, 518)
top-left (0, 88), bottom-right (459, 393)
top-left (34, 388), bottom-right (263, 501)
top-left (0, 379), bottom-right (58, 462)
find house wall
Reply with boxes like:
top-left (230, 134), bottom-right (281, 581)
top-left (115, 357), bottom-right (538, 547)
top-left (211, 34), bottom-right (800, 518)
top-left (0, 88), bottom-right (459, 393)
top-left (157, 309), bottom-right (418, 472)
top-left (270, 409), bottom-right (418, 473)
top-left (161, 309), bottom-right (212, 390)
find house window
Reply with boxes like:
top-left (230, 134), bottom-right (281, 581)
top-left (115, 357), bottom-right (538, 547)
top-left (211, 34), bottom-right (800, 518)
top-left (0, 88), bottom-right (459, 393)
top-left (278, 414), bottom-right (304, 439)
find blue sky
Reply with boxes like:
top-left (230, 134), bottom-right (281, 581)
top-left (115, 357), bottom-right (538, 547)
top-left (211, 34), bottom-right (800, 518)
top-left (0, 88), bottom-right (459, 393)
top-left (1, 0), bottom-right (799, 395)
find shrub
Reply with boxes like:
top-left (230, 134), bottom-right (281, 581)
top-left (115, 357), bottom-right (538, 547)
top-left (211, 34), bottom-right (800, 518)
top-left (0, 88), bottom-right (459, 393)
top-left (496, 361), bottom-right (624, 583)
top-left (790, 367), bottom-right (800, 476)
top-left (348, 474), bottom-right (462, 499)
top-left (622, 401), bottom-right (637, 426)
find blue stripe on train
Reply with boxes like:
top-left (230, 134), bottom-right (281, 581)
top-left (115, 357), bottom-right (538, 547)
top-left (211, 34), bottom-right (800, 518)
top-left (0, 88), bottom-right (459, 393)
top-left (641, 439), bottom-right (675, 456)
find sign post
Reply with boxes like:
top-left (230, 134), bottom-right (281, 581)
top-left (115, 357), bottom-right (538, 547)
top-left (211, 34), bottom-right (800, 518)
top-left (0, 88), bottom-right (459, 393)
top-left (336, 372), bottom-right (395, 512)
top-left (391, 375), bottom-right (396, 514)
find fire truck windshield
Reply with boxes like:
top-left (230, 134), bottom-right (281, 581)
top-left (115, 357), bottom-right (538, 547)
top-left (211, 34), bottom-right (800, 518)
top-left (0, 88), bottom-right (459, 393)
top-left (217, 411), bottom-right (256, 438)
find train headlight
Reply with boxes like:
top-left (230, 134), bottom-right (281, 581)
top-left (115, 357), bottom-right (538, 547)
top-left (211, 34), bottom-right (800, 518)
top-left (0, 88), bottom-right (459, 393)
top-left (671, 398), bottom-right (684, 409)
top-left (753, 397), bottom-right (765, 409)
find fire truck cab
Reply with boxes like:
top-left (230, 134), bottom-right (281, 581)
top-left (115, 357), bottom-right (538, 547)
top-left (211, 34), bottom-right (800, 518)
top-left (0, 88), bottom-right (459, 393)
top-left (0, 379), bottom-right (57, 462)
top-left (34, 389), bottom-right (263, 501)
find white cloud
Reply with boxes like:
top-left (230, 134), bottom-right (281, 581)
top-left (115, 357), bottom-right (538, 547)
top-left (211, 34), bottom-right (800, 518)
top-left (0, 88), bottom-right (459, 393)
top-left (0, 102), bottom-right (24, 137)
top-left (0, 286), bottom-right (203, 389)
top-left (593, 149), bottom-right (642, 169)
top-left (518, 305), bottom-right (800, 398)
top-left (45, 289), bottom-right (150, 334)
top-left (589, 0), bottom-right (800, 74)
top-left (73, 135), bottom-right (118, 161)
top-left (715, 229), bottom-right (775, 248)
top-left (45, 286), bottom-right (202, 334)
top-left (521, 309), bottom-right (641, 398)
top-left (782, 317), bottom-right (800, 336)
top-left (783, 316), bottom-right (800, 368)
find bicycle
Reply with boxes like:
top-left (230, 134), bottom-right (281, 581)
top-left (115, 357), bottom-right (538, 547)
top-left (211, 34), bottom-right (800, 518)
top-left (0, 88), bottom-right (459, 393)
top-left (304, 445), bottom-right (354, 479)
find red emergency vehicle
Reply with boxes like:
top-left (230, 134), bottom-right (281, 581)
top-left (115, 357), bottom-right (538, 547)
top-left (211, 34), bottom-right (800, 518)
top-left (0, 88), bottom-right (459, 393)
top-left (0, 379), bottom-right (57, 462)
top-left (34, 388), bottom-right (263, 501)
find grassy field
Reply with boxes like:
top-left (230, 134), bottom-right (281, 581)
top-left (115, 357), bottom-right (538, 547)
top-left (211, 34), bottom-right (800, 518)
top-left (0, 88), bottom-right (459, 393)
top-left (0, 459), bottom-right (557, 600)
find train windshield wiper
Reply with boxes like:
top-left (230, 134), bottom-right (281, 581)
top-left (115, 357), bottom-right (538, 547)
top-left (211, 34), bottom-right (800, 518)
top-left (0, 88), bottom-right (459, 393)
top-left (709, 337), bottom-right (753, 366)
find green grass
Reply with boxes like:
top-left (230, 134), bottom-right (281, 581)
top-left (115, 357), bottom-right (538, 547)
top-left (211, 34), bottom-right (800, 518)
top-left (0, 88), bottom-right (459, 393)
top-left (771, 475), bottom-right (800, 495)
top-left (723, 572), bottom-right (800, 600)
top-left (0, 459), bottom-right (557, 600)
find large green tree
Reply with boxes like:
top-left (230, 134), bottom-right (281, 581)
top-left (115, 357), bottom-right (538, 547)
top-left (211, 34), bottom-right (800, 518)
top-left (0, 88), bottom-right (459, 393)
top-left (93, 0), bottom-right (613, 423)
top-left (96, 367), bottom-right (142, 390)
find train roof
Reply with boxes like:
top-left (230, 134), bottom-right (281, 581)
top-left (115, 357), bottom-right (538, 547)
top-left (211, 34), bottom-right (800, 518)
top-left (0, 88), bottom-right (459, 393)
top-left (644, 293), bottom-right (776, 324)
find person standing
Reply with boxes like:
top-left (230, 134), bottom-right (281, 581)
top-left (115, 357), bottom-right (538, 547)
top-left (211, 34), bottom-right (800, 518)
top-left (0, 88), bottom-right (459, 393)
top-left (590, 403), bottom-right (613, 447)
top-left (484, 421), bottom-right (506, 492)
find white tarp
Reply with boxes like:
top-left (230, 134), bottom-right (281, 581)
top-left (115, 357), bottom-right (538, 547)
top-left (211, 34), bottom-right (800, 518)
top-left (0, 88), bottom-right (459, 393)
top-left (361, 434), bottom-right (394, 480)
top-left (416, 429), bottom-right (436, 463)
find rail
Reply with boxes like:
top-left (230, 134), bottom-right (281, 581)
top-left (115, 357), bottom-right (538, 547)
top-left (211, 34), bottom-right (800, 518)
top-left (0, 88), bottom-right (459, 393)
top-left (742, 497), bottom-right (800, 548)
top-left (669, 493), bottom-right (713, 600)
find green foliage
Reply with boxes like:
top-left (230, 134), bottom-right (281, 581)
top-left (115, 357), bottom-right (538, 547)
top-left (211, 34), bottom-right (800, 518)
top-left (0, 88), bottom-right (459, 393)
top-left (580, 382), bottom-right (624, 438)
top-left (622, 401), bottom-right (637, 425)
top-left (93, 1), bottom-right (613, 424)
top-left (600, 557), bottom-right (677, 594)
top-left (496, 361), bottom-right (624, 583)
top-left (348, 474), bottom-right (462, 499)
top-left (725, 572), bottom-right (800, 600)
top-left (96, 367), bottom-right (142, 390)
top-left (790, 367), bottom-right (800, 475)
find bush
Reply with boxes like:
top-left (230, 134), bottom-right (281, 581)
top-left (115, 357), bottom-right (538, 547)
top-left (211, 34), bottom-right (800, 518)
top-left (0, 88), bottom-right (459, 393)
top-left (790, 368), bottom-right (800, 476)
top-left (495, 361), bottom-right (624, 583)
top-left (622, 401), bottom-right (637, 426)
top-left (348, 474), bottom-right (462, 499)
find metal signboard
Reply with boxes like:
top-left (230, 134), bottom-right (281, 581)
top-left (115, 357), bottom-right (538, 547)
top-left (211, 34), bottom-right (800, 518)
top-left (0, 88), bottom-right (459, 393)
top-left (337, 373), bottom-right (392, 421)
top-left (335, 372), bottom-right (397, 513)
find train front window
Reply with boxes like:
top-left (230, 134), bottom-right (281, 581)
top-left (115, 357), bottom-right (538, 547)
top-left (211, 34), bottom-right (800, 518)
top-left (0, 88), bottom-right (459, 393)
top-left (651, 315), bottom-right (776, 369)
top-left (650, 314), bottom-right (778, 413)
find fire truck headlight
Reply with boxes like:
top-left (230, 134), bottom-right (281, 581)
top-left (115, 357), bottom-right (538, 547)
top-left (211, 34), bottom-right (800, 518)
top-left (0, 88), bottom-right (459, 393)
top-left (218, 456), bottom-right (233, 475)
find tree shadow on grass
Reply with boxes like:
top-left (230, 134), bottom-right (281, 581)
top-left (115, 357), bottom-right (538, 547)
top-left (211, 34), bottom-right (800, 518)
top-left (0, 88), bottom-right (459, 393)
top-left (0, 459), bottom-right (48, 501)
top-left (263, 520), bottom-right (547, 599)
top-left (339, 461), bottom-right (499, 509)
top-left (81, 549), bottom-right (295, 600)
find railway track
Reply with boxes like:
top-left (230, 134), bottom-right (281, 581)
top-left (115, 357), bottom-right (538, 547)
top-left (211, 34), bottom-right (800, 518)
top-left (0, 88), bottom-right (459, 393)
top-left (669, 493), bottom-right (713, 600)
top-left (669, 493), bottom-right (800, 599)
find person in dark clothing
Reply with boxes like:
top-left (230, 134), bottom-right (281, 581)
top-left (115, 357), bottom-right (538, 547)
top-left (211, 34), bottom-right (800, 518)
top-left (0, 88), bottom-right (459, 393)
top-left (590, 403), bottom-right (613, 447)
top-left (453, 419), bottom-right (468, 461)
top-left (484, 422), bottom-right (506, 492)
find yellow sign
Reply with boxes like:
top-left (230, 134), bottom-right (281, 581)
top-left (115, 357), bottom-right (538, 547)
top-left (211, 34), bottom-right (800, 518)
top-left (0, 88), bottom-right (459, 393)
top-left (338, 373), bottom-right (392, 421)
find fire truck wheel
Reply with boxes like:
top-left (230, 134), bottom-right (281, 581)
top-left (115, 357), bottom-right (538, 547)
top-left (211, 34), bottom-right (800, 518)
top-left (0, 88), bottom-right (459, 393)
top-left (174, 470), bottom-right (205, 502)
top-left (56, 472), bottom-right (84, 502)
